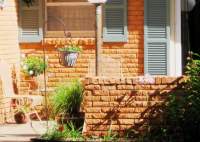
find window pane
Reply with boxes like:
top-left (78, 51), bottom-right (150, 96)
top-left (46, 1), bottom-right (95, 37)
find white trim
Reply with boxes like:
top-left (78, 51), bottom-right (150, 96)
top-left (169, 0), bottom-right (182, 77)
top-left (175, 0), bottom-right (182, 76)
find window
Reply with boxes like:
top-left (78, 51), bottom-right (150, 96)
top-left (45, 0), bottom-right (96, 38)
top-left (19, 0), bottom-right (43, 43)
top-left (103, 0), bottom-right (128, 42)
top-left (19, 0), bottom-right (128, 42)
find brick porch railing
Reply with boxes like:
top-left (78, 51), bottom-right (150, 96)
top-left (82, 76), bottom-right (185, 136)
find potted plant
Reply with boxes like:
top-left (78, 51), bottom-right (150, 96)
top-left (50, 80), bottom-right (83, 126)
top-left (58, 42), bottom-right (82, 67)
top-left (13, 104), bottom-right (30, 124)
top-left (14, 110), bottom-right (27, 124)
top-left (21, 56), bottom-right (47, 77)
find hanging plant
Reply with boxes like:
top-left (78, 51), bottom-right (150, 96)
top-left (58, 42), bottom-right (82, 67)
top-left (0, 0), bottom-right (5, 9)
top-left (22, 0), bottom-right (35, 7)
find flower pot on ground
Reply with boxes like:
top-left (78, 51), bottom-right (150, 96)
top-left (13, 100), bottom-right (31, 124)
top-left (55, 113), bottom-right (84, 130)
top-left (55, 113), bottom-right (70, 124)
top-left (50, 80), bottom-right (84, 128)
top-left (58, 43), bottom-right (82, 67)
top-left (14, 111), bottom-right (27, 124)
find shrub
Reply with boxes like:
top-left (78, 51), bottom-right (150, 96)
top-left (51, 80), bottom-right (83, 117)
top-left (41, 125), bottom-right (67, 141)
top-left (131, 53), bottom-right (200, 142)
top-left (21, 56), bottom-right (47, 77)
top-left (41, 122), bottom-right (83, 141)
top-left (64, 122), bottom-right (83, 141)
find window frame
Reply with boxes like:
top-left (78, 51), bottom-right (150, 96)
top-left (44, 0), bottom-right (96, 38)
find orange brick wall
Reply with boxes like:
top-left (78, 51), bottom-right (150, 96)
top-left (20, 0), bottom-right (144, 92)
top-left (82, 76), bottom-right (184, 136)
top-left (0, 79), bottom-right (4, 124)
top-left (0, 0), bottom-right (20, 71)
top-left (0, 0), bottom-right (20, 124)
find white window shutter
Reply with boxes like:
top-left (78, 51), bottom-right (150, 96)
top-left (144, 0), bottom-right (170, 75)
top-left (103, 0), bottom-right (128, 42)
top-left (19, 0), bottom-right (43, 43)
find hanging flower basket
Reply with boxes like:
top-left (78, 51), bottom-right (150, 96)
top-left (58, 43), bottom-right (82, 67)
top-left (59, 51), bottom-right (79, 67)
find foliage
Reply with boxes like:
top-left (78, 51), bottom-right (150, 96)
top-left (41, 122), bottom-right (83, 141)
top-left (101, 128), bottom-right (118, 142)
top-left (185, 53), bottom-right (200, 94)
top-left (51, 80), bottom-right (83, 116)
top-left (41, 125), bottom-right (67, 141)
top-left (182, 53), bottom-right (200, 141)
top-left (133, 53), bottom-right (200, 142)
top-left (87, 124), bottom-right (119, 142)
top-left (21, 56), bottom-right (47, 77)
top-left (58, 42), bottom-right (82, 53)
top-left (64, 122), bottom-right (83, 141)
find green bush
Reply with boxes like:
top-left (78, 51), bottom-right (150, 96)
top-left (42, 125), bottom-right (67, 141)
top-left (51, 80), bottom-right (83, 117)
top-left (131, 53), bottom-right (200, 142)
top-left (64, 122), bottom-right (83, 141)
top-left (58, 42), bottom-right (82, 53)
top-left (41, 122), bottom-right (83, 141)
top-left (21, 56), bottom-right (47, 77)
top-left (182, 53), bottom-right (200, 141)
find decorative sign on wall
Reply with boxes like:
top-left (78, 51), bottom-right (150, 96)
top-left (88, 0), bottom-right (107, 4)
top-left (0, 0), bottom-right (5, 9)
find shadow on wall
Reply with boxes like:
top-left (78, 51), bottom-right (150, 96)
top-left (82, 77), bottom-right (199, 141)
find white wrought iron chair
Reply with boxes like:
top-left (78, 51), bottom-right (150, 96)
top-left (0, 60), bottom-right (43, 124)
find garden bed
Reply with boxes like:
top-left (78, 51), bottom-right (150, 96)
top-left (30, 138), bottom-right (136, 142)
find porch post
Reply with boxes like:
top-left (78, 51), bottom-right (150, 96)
top-left (88, 0), bottom-right (107, 76)
top-left (175, 0), bottom-right (182, 76)
top-left (95, 4), bottom-right (103, 76)
top-left (169, 0), bottom-right (182, 76)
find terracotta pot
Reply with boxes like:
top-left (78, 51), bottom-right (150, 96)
top-left (14, 111), bottom-right (27, 124)
top-left (55, 113), bottom-right (84, 128)
top-left (55, 116), bottom-right (69, 124)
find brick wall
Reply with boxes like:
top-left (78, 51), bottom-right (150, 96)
top-left (0, 79), bottom-right (4, 124)
top-left (82, 76), bottom-right (184, 136)
top-left (19, 0), bottom-right (144, 92)
top-left (0, 0), bottom-right (20, 72)
top-left (0, 0), bottom-right (20, 124)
